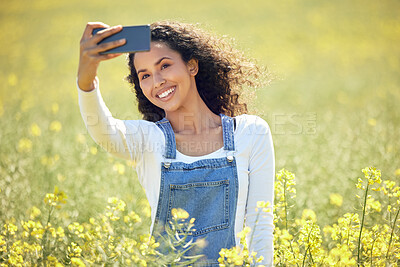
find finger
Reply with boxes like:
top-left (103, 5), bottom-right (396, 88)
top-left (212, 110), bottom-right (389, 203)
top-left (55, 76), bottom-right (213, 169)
top-left (91, 25), bottom-right (123, 43)
top-left (94, 38), bottom-right (126, 54)
top-left (81, 22), bottom-right (110, 41)
top-left (99, 53), bottom-right (124, 61)
top-left (80, 38), bottom-right (125, 61)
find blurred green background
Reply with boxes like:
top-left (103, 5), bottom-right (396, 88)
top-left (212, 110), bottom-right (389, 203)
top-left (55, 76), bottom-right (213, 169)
top-left (1, 0), bottom-right (399, 226)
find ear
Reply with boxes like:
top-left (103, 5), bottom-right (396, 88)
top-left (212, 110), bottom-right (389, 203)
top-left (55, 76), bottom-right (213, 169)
top-left (187, 58), bottom-right (199, 76)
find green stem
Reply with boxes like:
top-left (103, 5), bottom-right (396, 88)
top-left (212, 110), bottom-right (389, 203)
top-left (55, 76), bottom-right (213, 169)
top-left (282, 179), bottom-right (299, 267)
top-left (357, 182), bottom-right (369, 265)
top-left (370, 235), bottom-right (377, 266)
top-left (301, 224), bottom-right (314, 267)
top-left (346, 220), bottom-right (351, 248)
top-left (5, 232), bottom-right (10, 262)
top-left (309, 249), bottom-right (315, 265)
top-left (41, 206), bottom-right (54, 262)
top-left (386, 206), bottom-right (399, 260)
top-left (388, 197), bottom-right (392, 227)
top-left (301, 244), bottom-right (311, 267)
top-left (283, 179), bottom-right (288, 232)
top-left (249, 210), bottom-right (261, 250)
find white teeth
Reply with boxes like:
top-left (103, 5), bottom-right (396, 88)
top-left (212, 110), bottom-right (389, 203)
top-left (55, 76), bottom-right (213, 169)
top-left (158, 87), bottom-right (175, 98)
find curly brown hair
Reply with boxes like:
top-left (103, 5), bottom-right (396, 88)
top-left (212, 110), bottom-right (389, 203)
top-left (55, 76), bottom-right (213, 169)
top-left (126, 21), bottom-right (267, 122)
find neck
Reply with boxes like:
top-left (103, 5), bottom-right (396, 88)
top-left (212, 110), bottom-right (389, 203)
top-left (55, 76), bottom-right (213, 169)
top-left (165, 93), bottom-right (221, 135)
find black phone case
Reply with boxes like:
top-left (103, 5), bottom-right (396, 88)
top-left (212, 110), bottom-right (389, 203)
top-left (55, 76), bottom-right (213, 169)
top-left (92, 25), bottom-right (151, 54)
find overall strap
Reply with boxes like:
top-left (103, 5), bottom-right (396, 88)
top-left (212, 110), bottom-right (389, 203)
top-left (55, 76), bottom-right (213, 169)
top-left (220, 114), bottom-right (235, 151)
top-left (155, 118), bottom-right (177, 159)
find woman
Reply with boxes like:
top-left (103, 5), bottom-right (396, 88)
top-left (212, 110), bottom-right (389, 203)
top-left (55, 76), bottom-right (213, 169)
top-left (77, 21), bottom-right (274, 266)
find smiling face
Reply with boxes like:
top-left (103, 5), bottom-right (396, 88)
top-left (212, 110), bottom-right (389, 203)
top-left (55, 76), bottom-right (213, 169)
top-left (133, 42), bottom-right (199, 114)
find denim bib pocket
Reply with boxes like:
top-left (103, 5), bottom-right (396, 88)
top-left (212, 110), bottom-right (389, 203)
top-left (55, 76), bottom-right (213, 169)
top-left (167, 179), bottom-right (230, 236)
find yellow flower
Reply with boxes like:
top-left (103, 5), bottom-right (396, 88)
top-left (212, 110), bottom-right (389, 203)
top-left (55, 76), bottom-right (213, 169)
top-left (367, 118), bottom-right (376, 126)
top-left (126, 160), bottom-right (136, 168)
top-left (113, 162), bottom-right (125, 175)
top-left (237, 226), bottom-right (251, 240)
top-left (44, 186), bottom-right (67, 208)
top-left (56, 227), bottom-right (65, 238)
top-left (68, 223), bottom-right (84, 236)
top-left (29, 123), bottom-right (41, 137)
top-left (358, 167), bottom-right (382, 189)
top-left (128, 211), bottom-right (142, 223)
top-left (326, 244), bottom-right (356, 265)
top-left (29, 206), bottom-right (41, 219)
top-left (76, 133), bottom-right (86, 144)
top-left (329, 193), bottom-right (343, 207)
top-left (0, 236), bottom-right (5, 247)
top-left (143, 204), bottom-right (151, 218)
top-left (49, 120), bottom-right (62, 132)
top-left (256, 201), bottom-right (271, 212)
top-left (171, 208), bottom-right (189, 220)
top-left (366, 198), bottom-right (382, 212)
top-left (48, 227), bottom-right (57, 238)
top-left (301, 209), bottom-right (317, 223)
top-left (108, 197), bottom-right (119, 205)
top-left (116, 200), bottom-right (126, 211)
top-left (296, 209), bottom-right (318, 225)
top-left (70, 257), bottom-right (85, 266)
top-left (17, 138), bottom-right (32, 153)
top-left (90, 146), bottom-right (97, 155)
top-left (47, 255), bottom-right (63, 266)
top-left (106, 197), bottom-right (127, 221)
top-left (40, 155), bottom-right (59, 167)
top-left (3, 223), bottom-right (18, 235)
top-left (395, 169), bottom-right (400, 176)
top-left (89, 218), bottom-right (96, 225)
top-left (47, 256), bottom-right (57, 262)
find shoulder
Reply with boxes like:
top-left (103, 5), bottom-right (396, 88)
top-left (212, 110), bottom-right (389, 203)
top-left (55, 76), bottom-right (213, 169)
top-left (235, 114), bottom-right (274, 161)
top-left (233, 114), bottom-right (274, 161)
top-left (123, 119), bottom-right (164, 139)
top-left (124, 119), bottom-right (157, 129)
top-left (234, 114), bottom-right (271, 136)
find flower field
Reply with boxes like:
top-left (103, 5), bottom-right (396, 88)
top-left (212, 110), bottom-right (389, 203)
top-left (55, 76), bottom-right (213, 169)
top-left (1, 0), bottom-right (399, 265)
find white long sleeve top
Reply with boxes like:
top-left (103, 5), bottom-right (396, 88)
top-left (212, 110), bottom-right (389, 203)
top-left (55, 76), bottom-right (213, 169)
top-left (78, 79), bottom-right (275, 265)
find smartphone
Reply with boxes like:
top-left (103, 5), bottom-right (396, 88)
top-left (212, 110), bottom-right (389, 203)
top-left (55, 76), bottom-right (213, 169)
top-left (92, 25), bottom-right (151, 54)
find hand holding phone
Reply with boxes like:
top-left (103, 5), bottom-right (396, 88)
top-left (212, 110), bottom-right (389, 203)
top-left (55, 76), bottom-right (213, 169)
top-left (92, 25), bottom-right (151, 54)
top-left (78, 23), bottom-right (149, 91)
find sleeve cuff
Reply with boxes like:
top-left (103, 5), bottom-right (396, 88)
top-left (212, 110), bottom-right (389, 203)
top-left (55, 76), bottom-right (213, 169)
top-left (76, 77), bottom-right (99, 95)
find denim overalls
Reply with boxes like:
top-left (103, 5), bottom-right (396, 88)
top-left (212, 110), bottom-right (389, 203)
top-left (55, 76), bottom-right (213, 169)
top-left (153, 114), bottom-right (238, 266)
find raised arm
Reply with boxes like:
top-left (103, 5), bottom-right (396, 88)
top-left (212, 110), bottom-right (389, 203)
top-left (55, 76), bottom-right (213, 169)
top-left (77, 22), bottom-right (132, 160)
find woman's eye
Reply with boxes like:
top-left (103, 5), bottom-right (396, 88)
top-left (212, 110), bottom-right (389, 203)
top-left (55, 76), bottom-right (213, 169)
top-left (141, 74), bottom-right (150, 80)
top-left (161, 64), bottom-right (170, 69)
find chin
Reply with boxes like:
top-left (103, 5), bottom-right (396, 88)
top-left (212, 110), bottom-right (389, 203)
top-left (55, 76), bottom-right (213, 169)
top-left (159, 102), bottom-right (181, 113)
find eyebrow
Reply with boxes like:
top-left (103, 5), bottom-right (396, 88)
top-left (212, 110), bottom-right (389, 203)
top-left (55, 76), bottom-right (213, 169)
top-left (137, 56), bottom-right (172, 75)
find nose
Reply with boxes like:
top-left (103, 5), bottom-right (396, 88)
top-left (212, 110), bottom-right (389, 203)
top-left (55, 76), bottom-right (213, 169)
top-left (153, 72), bottom-right (166, 89)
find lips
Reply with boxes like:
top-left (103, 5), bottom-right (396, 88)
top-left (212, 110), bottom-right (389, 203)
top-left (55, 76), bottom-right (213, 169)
top-left (157, 86), bottom-right (176, 99)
